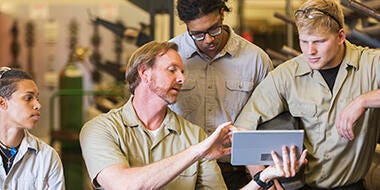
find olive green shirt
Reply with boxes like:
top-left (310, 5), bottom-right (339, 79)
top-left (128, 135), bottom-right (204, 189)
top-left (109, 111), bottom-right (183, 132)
top-left (236, 41), bottom-right (380, 188)
top-left (80, 97), bottom-right (226, 190)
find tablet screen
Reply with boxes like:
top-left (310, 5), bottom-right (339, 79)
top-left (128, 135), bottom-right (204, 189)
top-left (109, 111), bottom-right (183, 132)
top-left (231, 130), bottom-right (304, 165)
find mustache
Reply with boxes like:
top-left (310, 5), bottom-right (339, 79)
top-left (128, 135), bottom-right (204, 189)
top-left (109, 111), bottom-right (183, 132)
top-left (172, 84), bottom-right (183, 90)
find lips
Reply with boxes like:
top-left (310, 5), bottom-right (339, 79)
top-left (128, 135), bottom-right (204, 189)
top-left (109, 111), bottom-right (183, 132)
top-left (308, 57), bottom-right (320, 63)
top-left (207, 43), bottom-right (217, 50)
top-left (31, 113), bottom-right (41, 120)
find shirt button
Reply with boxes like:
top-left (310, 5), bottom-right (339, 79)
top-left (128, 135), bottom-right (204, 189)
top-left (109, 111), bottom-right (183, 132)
top-left (208, 109), bottom-right (212, 112)
top-left (239, 84), bottom-right (242, 89)
top-left (324, 154), bottom-right (330, 160)
top-left (208, 86), bottom-right (212, 89)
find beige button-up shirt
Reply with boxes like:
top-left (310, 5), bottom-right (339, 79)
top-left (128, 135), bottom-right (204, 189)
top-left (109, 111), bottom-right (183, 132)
top-left (170, 25), bottom-right (273, 135)
top-left (236, 41), bottom-right (380, 188)
top-left (80, 97), bottom-right (226, 190)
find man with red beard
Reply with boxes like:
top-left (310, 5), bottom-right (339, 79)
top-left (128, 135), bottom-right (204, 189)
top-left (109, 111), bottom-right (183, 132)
top-left (169, 0), bottom-right (274, 188)
top-left (236, 0), bottom-right (380, 189)
top-left (79, 41), bottom-right (307, 190)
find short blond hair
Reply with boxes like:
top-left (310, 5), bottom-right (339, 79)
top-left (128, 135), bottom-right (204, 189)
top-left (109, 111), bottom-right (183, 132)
top-left (295, 0), bottom-right (344, 34)
top-left (125, 41), bottom-right (178, 94)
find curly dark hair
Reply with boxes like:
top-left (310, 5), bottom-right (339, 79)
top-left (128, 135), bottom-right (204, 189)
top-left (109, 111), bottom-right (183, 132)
top-left (0, 67), bottom-right (33, 99)
top-left (177, 0), bottom-right (231, 23)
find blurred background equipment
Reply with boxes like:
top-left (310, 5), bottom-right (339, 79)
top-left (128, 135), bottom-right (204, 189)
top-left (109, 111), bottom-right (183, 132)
top-left (0, 0), bottom-right (378, 189)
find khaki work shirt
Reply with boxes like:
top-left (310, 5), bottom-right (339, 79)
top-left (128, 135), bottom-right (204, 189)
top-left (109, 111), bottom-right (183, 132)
top-left (236, 41), bottom-right (380, 188)
top-left (170, 25), bottom-right (273, 135)
top-left (80, 97), bottom-right (226, 190)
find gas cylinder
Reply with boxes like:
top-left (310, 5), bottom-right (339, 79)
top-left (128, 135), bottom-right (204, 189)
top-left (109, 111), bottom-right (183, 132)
top-left (59, 55), bottom-right (83, 147)
top-left (58, 53), bottom-right (84, 189)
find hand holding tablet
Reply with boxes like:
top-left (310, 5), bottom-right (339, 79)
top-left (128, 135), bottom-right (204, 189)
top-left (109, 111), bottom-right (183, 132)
top-left (231, 130), bottom-right (304, 165)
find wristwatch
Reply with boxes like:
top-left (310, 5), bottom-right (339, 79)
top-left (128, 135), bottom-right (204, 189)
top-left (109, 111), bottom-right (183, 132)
top-left (254, 171), bottom-right (274, 189)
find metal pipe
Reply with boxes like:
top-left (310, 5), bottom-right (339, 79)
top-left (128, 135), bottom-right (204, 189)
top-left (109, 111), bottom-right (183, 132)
top-left (357, 25), bottom-right (380, 36)
top-left (281, 45), bottom-right (301, 57)
top-left (341, 0), bottom-right (380, 21)
top-left (286, 0), bottom-right (294, 48)
top-left (266, 49), bottom-right (289, 63)
top-left (349, 29), bottom-right (380, 48)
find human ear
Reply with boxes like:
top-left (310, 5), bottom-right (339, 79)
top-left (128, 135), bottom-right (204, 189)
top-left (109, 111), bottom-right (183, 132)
top-left (0, 96), bottom-right (7, 110)
top-left (337, 29), bottom-right (346, 45)
top-left (219, 8), bottom-right (225, 21)
top-left (137, 65), bottom-right (150, 84)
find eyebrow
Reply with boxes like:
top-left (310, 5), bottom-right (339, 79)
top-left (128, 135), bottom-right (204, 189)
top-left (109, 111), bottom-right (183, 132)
top-left (23, 91), bottom-right (39, 96)
top-left (188, 22), bottom-right (220, 34)
top-left (168, 64), bottom-right (185, 73)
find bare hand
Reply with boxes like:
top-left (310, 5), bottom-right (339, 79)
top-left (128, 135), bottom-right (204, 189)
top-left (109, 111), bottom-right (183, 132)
top-left (261, 145), bottom-right (307, 180)
top-left (200, 121), bottom-right (234, 160)
top-left (336, 97), bottom-right (365, 141)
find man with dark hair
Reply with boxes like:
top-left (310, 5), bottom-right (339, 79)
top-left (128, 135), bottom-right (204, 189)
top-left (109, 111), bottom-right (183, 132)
top-left (0, 67), bottom-right (65, 189)
top-left (170, 0), bottom-right (274, 188)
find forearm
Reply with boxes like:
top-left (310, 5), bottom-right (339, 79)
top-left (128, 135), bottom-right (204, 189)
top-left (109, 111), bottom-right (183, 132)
top-left (247, 165), bottom-right (265, 177)
top-left (98, 144), bottom-right (204, 190)
top-left (359, 89), bottom-right (380, 108)
top-left (241, 168), bottom-right (273, 190)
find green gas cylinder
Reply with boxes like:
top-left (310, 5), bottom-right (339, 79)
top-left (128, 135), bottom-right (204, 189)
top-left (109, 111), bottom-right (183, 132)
top-left (59, 60), bottom-right (83, 146)
top-left (59, 57), bottom-right (84, 190)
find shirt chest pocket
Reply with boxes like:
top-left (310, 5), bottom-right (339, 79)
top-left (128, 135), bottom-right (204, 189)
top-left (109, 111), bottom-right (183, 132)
top-left (225, 80), bottom-right (254, 92)
top-left (288, 103), bottom-right (317, 117)
top-left (224, 80), bottom-right (254, 113)
top-left (289, 103), bottom-right (322, 142)
top-left (175, 79), bottom-right (201, 115)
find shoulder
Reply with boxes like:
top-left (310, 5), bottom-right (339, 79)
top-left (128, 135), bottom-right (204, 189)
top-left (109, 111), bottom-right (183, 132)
top-left (80, 106), bottom-right (126, 144)
top-left (228, 29), bottom-right (269, 56)
top-left (82, 106), bottom-right (124, 131)
top-left (226, 30), bottom-right (272, 67)
top-left (170, 32), bottom-right (199, 58)
top-left (260, 56), bottom-right (304, 86)
top-left (170, 32), bottom-right (194, 49)
top-left (170, 32), bottom-right (188, 43)
top-left (25, 132), bottom-right (62, 162)
top-left (349, 41), bottom-right (380, 59)
top-left (344, 41), bottom-right (380, 69)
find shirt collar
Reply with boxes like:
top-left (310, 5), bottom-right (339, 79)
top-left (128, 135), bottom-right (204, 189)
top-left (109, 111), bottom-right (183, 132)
top-left (294, 55), bottom-right (313, 77)
top-left (121, 96), bottom-right (182, 135)
top-left (20, 130), bottom-right (39, 154)
top-left (341, 40), bottom-right (359, 70)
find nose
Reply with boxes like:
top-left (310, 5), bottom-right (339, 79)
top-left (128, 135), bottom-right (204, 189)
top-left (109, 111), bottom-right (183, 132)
top-left (176, 72), bottom-right (185, 85)
top-left (33, 100), bottom-right (41, 110)
top-left (307, 43), bottom-right (317, 55)
top-left (203, 33), bottom-right (215, 43)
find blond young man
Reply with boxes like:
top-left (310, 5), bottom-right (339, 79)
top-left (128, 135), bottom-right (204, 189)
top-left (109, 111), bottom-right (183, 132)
top-left (236, 0), bottom-right (380, 189)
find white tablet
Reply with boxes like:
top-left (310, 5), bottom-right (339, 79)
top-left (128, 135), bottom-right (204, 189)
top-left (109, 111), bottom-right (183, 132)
top-left (231, 130), bottom-right (304, 165)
